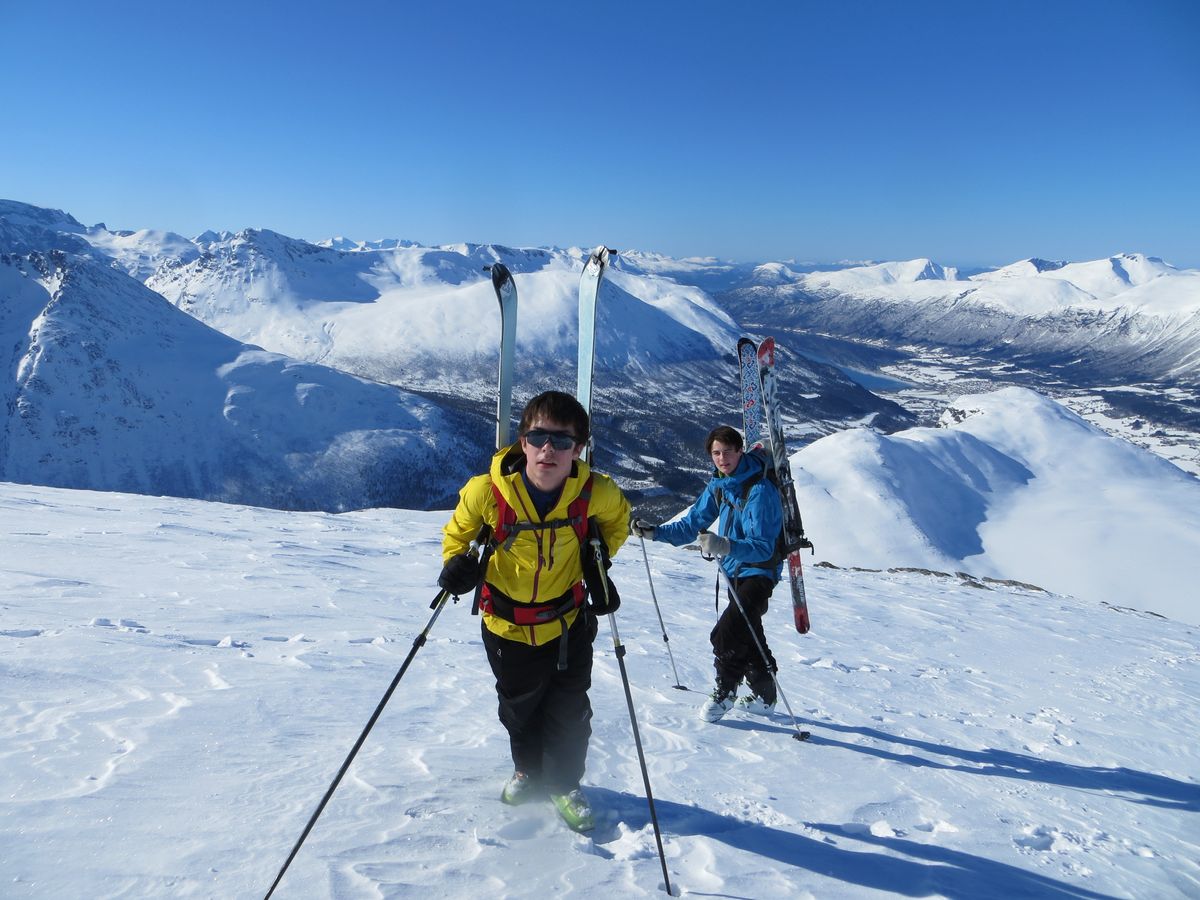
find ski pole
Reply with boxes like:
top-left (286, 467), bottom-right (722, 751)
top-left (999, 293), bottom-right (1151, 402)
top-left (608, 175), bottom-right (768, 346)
top-left (714, 564), bottom-right (809, 742)
top-left (637, 533), bottom-right (686, 690)
top-left (604, 610), bottom-right (674, 895)
top-left (264, 525), bottom-right (493, 899)
top-left (699, 534), bottom-right (808, 743)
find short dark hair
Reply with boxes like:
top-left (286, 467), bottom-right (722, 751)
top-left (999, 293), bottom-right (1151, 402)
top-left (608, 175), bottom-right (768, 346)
top-left (705, 425), bottom-right (743, 455)
top-left (519, 390), bottom-right (590, 445)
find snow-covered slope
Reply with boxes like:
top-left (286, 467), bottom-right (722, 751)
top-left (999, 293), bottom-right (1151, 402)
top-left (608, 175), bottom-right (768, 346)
top-left (83, 226), bottom-right (202, 281)
top-left (142, 232), bottom-right (739, 382)
top-left (794, 387), bottom-right (1200, 624)
top-left (806, 258), bottom-right (960, 290)
top-left (2, 481), bottom-right (1197, 898)
top-left (0, 234), bottom-right (476, 511)
top-left (0, 200), bottom-right (89, 236)
top-left (1034, 254), bottom-right (1184, 301)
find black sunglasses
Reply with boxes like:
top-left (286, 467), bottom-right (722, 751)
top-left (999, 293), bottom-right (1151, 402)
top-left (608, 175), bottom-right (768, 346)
top-left (524, 429), bottom-right (578, 451)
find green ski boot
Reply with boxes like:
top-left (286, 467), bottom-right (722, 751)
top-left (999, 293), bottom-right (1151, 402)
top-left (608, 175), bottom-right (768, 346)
top-left (500, 771), bottom-right (537, 806)
top-left (550, 788), bottom-right (595, 832)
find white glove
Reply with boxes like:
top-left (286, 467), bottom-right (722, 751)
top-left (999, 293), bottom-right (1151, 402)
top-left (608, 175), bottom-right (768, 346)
top-left (630, 518), bottom-right (656, 539)
top-left (698, 532), bottom-right (731, 558)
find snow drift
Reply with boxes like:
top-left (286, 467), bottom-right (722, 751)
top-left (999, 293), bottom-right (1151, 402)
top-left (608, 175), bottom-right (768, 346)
top-left (794, 387), bottom-right (1200, 624)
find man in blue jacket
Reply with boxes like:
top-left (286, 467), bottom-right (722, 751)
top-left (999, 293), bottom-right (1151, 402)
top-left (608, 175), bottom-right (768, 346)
top-left (632, 425), bottom-right (783, 721)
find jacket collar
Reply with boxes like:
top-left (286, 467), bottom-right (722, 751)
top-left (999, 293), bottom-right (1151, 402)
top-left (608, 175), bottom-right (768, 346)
top-left (490, 441), bottom-right (588, 511)
top-left (714, 449), bottom-right (766, 490)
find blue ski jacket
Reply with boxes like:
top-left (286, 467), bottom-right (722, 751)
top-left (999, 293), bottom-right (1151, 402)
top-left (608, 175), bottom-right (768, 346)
top-left (653, 451), bottom-right (783, 583)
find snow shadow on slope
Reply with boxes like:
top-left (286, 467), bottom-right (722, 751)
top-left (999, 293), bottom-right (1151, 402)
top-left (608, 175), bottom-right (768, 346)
top-left (804, 720), bottom-right (1200, 813)
top-left (873, 430), bottom-right (1035, 562)
top-left (588, 787), bottom-right (1116, 899)
top-left (805, 822), bottom-right (1119, 900)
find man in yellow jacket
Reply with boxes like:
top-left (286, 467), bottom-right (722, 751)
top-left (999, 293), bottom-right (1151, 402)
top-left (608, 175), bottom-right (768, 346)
top-left (439, 390), bottom-right (630, 832)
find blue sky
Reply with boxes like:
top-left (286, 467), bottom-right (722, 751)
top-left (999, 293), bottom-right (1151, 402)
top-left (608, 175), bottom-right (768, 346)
top-left (3, 0), bottom-right (1197, 267)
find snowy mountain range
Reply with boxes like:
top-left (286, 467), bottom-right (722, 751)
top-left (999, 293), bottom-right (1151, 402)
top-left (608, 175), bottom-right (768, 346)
top-left (0, 200), bottom-right (914, 509)
top-left (724, 250), bottom-right (1200, 383)
top-left (2, 199), bottom-right (1198, 624)
top-left (0, 204), bottom-right (478, 510)
top-left (4, 200), bottom-right (1198, 898)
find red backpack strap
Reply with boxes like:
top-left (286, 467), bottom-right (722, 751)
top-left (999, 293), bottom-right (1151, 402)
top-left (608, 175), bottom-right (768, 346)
top-left (489, 480), bottom-right (515, 546)
top-left (566, 475), bottom-right (594, 544)
top-left (478, 476), bottom-right (594, 622)
top-left (471, 481), bottom-right (512, 616)
top-left (489, 473), bottom-right (593, 552)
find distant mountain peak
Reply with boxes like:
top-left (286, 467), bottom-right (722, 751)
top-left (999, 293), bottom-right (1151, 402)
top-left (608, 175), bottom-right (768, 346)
top-left (803, 257), bottom-right (958, 292)
top-left (315, 236), bottom-right (419, 252)
top-left (1028, 257), bottom-right (1067, 272)
top-left (972, 258), bottom-right (1067, 281)
top-left (863, 258), bottom-right (957, 283)
top-left (750, 261), bottom-right (800, 285)
top-left (0, 199), bottom-right (86, 232)
top-left (195, 229), bottom-right (234, 244)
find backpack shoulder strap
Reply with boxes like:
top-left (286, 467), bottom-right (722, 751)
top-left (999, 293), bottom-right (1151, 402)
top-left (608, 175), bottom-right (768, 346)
top-left (715, 467), bottom-right (764, 510)
top-left (568, 475), bottom-right (594, 543)
top-left (489, 475), bottom-right (594, 551)
top-left (740, 468), bottom-right (764, 502)
top-left (489, 479), bottom-right (516, 547)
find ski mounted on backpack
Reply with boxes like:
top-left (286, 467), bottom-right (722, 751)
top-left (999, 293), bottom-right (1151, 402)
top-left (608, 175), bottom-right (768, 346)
top-left (469, 249), bottom-right (622, 630)
top-left (576, 246), bottom-right (611, 463)
top-left (574, 244), bottom-right (672, 892)
top-left (738, 336), bottom-right (813, 634)
top-left (488, 263), bottom-right (518, 449)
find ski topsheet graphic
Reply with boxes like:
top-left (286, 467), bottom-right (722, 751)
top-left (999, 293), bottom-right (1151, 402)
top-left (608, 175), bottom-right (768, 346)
top-left (739, 337), bottom-right (765, 449)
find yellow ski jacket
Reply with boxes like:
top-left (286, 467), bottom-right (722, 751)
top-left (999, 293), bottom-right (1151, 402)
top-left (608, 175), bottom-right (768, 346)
top-left (442, 443), bottom-right (631, 645)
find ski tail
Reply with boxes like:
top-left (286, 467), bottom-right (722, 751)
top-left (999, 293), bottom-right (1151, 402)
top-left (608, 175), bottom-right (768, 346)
top-left (788, 551), bottom-right (811, 634)
top-left (489, 263), bottom-right (517, 450)
top-left (576, 246), bottom-right (611, 461)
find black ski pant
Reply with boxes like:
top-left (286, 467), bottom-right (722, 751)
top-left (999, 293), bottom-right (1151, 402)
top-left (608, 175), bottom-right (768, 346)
top-left (482, 611), bottom-right (596, 795)
top-left (711, 574), bottom-right (778, 703)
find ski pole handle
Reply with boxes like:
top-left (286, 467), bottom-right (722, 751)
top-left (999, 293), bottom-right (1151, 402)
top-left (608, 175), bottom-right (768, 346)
top-left (470, 523), bottom-right (494, 556)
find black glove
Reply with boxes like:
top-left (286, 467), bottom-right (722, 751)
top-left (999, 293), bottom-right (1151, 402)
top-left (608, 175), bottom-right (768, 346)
top-left (630, 518), bottom-right (656, 539)
top-left (438, 553), bottom-right (481, 596)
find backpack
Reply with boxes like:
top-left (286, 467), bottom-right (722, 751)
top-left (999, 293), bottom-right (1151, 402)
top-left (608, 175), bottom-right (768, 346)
top-left (712, 447), bottom-right (795, 570)
top-left (491, 475), bottom-right (592, 554)
top-left (472, 474), bottom-right (619, 621)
